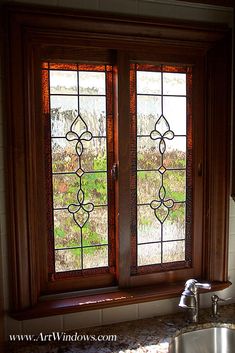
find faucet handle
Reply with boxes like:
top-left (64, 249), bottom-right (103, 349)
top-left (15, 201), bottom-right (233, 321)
top-left (195, 282), bottom-right (211, 290)
top-left (184, 279), bottom-right (211, 293)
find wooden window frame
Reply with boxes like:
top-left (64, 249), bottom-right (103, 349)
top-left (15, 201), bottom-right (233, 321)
top-left (4, 4), bottom-right (232, 319)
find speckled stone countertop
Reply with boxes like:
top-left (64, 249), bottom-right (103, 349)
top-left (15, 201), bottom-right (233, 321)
top-left (7, 304), bottom-right (235, 353)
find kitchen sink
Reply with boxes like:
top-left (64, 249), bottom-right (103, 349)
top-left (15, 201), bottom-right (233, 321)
top-left (168, 327), bottom-right (235, 353)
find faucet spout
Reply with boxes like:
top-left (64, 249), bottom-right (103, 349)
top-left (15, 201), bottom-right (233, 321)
top-left (179, 279), bottom-right (211, 323)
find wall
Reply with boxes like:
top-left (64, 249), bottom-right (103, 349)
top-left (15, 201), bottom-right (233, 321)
top-left (0, 0), bottom-right (234, 338)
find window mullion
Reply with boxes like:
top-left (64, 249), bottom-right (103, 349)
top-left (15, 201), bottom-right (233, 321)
top-left (116, 52), bottom-right (132, 288)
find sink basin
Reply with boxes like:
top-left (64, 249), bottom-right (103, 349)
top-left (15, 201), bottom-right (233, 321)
top-left (169, 327), bottom-right (235, 353)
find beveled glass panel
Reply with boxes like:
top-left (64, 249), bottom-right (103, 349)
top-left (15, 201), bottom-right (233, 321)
top-left (83, 246), bottom-right (108, 269)
top-left (138, 243), bottom-right (161, 266)
top-left (137, 71), bottom-right (161, 94)
top-left (81, 138), bottom-right (107, 172)
top-left (137, 171), bottom-right (161, 204)
top-left (164, 170), bottom-right (186, 202)
top-left (52, 138), bottom-right (78, 173)
top-left (137, 205), bottom-right (161, 243)
top-left (137, 95), bottom-right (161, 135)
top-left (82, 172), bottom-right (107, 205)
top-left (55, 248), bottom-right (82, 272)
top-left (54, 210), bottom-right (81, 249)
top-left (53, 174), bottom-right (79, 208)
top-left (137, 137), bottom-right (161, 170)
top-left (163, 73), bottom-right (186, 95)
top-left (163, 203), bottom-right (185, 241)
top-left (163, 97), bottom-right (186, 136)
top-left (162, 240), bottom-right (185, 263)
top-left (79, 71), bottom-right (105, 95)
top-left (50, 70), bottom-right (78, 94)
top-left (50, 96), bottom-right (78, 137)
top-left (79, 96), bottom-right (106, 136)
top-left (163, 137), bottom-right (186, 169)
top-left (83, 206), bottom-right (108, 246)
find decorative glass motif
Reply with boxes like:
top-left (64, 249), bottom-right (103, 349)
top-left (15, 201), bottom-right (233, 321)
top-left (42, 63), bottom-right (114, 275)
top-left (134, 64), bottom-right (192, 269)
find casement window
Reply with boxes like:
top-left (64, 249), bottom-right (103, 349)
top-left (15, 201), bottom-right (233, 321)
top-left (43, 62), bottom-right (192, 290)
top-left (5, 5), bottom-right (231, 318)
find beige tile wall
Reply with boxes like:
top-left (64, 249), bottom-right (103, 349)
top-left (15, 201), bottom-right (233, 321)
top-left (0, 0), bottom-right (233, 338)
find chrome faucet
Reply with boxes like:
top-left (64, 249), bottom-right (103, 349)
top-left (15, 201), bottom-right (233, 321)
top-left (211, 294), bottom-right (235, 318)
top-left (179, 279), bottom-right (211, 323)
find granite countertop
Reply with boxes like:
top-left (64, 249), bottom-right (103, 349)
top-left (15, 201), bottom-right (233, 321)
top-left (8, 303), bottom-right (235, 353)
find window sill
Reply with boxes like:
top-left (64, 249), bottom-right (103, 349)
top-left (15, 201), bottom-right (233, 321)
top-left (10, 281), bottom-right (231, 320)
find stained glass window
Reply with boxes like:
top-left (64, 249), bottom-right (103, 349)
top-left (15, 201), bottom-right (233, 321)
top-left (130, 64), bottom-right (192, 272)
top-left (42, 63), bottom-right (114, 276)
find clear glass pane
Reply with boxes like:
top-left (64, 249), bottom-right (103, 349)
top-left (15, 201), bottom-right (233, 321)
top-left (54, 210), bottom-right (81, 248)
top-left (137, 137), bottom-right (161, 170)
top-left (79, 96), bottom-right (106, 136)
top-left (83, 206), bottom-right (108, 246)
top-left (81, 138), bottom-right (107, 172)
top-left (50, 70), bottom-right (78, 94)
top-left (53, 174), bottom-right (79, 209)
top-left (138, 243), bottom-right (161, 266)
top-left (52, 138), bottom-right (78, 173)
top-left (50, 96), bottom-right (78, 137)
top-left (162, 240), bottom-right (185, 263)
top-left (55, 248), bottom-right (82, 272)
top-left (137, 205), bottom-right (161, 243)
top-left (163, 97), bottom-right (186, 135)
top-left (163, 203), bottom-right (185, 241)
top-left (163, 73), bottom-right (186, 95)
top-left (83, 246), bottom-right (108, 269)
top-left (137, 171), bottom-right (161, 204)
top-left (137, 71), bottom-right (161, 94)
top-left (82, 172), bottom-right (107, 205)
top-left (137, 96), bottom-right (161, 135)
top-left (164, 170), bottom-right (186, 202)
top-left (79, 71), bottom-right (105, 95)
top-left (163, 137), bottom-right (186, 169)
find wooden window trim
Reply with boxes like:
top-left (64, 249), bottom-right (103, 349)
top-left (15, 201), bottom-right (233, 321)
top-left (4, 4), bottom-right (232, 317)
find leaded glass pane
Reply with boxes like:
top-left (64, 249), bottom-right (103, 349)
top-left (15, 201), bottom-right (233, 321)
top-left (83, 246), bottom-right (108, 269)
top-left (137, 205), bottom-right (161, 243)
top-left (163, 72), bottom-right (186, 95)
top-left (162, 240), bottom-right (185, 263)
top-left (137, 137), bottom-right (161, 170)
top-left (79, 71), bottom-right (105, 95)
top-left (50, 70), bottom-right (78, 94)
top-left (55, 249), bottom-right (82, 272)
top-left (54, 210), bottom-right (81, 249)
top-left (163, 97), bottom-right (186, 135)
top-left (44, 63), bottom-right (112, 274)
top-left (136, 64), bottom-right (190, 268)
top-left (138, 243), bottom-right (161, 266)
top-left (52, 138), bottom-right (78, 173)
top-left (137, 95), bottom-right (161, 135)
top-left (137, 71), bottom-right (161, 94)
top-left (137, 171), bottom-right (161, 204)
